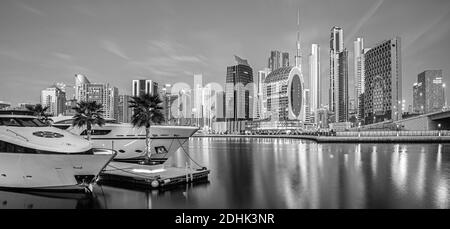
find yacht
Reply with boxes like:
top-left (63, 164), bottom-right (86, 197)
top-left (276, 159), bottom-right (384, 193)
top-left (50, 116), bottom-right (198, 164)
top-left (0, 111), bottom-right (116, 192)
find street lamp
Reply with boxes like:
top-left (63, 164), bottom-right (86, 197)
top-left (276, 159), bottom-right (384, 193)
top-left (358, 122), bottom-right (361, 137)
top-left (443, 84), bottom-right (447, 109)
top-left (438, 123), bottom-right (442, 136)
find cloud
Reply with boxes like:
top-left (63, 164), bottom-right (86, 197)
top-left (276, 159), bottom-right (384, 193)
top-left (15, 1), bottom-right (45, 16)
top-left (345, 0), bottom-right (385, 44)
top-left (52, 52), bottom-right (73, 61)
top-left (100, 40), bottom-right (131, 60)
top-left (0, 50), bottom-right (27, 62)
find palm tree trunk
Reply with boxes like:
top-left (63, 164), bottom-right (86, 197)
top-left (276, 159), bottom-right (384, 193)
top-left (145, 127), bottom-right (151, 159)
top-left (87, 123), bottom-right (91, 141)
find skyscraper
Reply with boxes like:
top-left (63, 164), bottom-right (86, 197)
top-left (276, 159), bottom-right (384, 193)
top-left (263, 9), bottom-right (304, 122)
top-left (309, 44), bottom-right (320, 123)
top-left (118, 95), bottom-right (132, 123)
top-left (255, 68), bottom-right (271, 119)
top-left (193, 74), bottom-right (203, 124)
top-left (268, 50), bottom-right (281, 71)
top-left (354, 38), bottom-right (365, 121)
top-left (304, 89), bottom-right (311, 123)
top-left (413, 82), bottom-right (424, 114)
top-left (74, 75), bottom-right (119, 120)
top-left (415, 70), bottom-right (445, 114)
top-left (215, 91), bottom-right (226, 122)
top-left (132, 79), bottom-right (158, 97)
top-left (225, 55), bottom-right (254, 121)
top-left (363, 37), bottom-right (402, 124)
top-left (329, 26), bottom-right (348, 123)
top-left (282, 52), bottom-right (290, 67)
top-left (41, 85), bottom-right (66, 116)
top-left (338, 49), bottom-right (349, 122)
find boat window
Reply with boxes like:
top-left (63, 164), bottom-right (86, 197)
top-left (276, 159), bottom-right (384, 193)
top-left (80, 129), bottom-right (112, 136)
top-left (0, 118), bottom-right (47, 127)
top-left (0, 140), bottom-right (93, 155)
top-left (54, 119), bottom-right (74, 125)
top-left (0, 118), bottom-right (20, 127)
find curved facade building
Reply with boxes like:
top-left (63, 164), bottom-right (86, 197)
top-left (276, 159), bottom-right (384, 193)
top-left (264, 66), bottom-right (305, 121)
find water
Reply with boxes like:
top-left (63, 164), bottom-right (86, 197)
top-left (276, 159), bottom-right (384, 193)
top-left (1, 137), bottom-right (449, 209)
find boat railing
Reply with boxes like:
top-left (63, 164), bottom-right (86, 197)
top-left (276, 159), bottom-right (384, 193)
top-left (6, 128), bottom-right (29, 142)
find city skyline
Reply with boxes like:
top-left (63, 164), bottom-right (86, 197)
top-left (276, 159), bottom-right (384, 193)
top-left (1, 0), bottom-right (450, 109)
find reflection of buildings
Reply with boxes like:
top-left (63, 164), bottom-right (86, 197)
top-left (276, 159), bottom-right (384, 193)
top-left (413, 70), bottom-right (445, 114)
top-left (363, 37), bottom-right (402, 124)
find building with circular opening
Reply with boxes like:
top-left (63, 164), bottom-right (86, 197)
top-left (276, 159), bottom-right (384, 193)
top-left (263, 66), bottom-right (305, 121)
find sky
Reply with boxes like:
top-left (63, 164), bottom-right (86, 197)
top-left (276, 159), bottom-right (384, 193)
top-left (1, 0), bottom-right (450, 108)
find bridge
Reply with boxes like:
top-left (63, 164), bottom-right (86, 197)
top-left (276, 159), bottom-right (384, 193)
top-left (395, 110), bottom-right (450, 131)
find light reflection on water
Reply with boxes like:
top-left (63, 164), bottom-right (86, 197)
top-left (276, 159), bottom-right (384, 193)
top-left (0, 137), bottom-right (449, 209)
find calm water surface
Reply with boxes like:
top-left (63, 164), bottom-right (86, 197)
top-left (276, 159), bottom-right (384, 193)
top-left (1, 137), bottom-right (449, 209)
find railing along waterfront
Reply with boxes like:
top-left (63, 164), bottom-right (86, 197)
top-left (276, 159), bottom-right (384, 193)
top-left (297, 130), bottom-right (450, 137)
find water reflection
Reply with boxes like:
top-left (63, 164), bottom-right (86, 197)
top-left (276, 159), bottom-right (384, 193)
top-left (0, 138), bottom-right (449, 209)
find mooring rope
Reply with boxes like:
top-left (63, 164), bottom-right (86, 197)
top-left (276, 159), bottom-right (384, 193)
top-left (177, 138), bottom-right (205, 169)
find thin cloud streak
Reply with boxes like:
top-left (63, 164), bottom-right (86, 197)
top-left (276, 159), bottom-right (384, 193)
top-left (15, 1), bottom-right (45, 16)
top-left (345, 0), bottom-right (385, 44)
top-left (100, 40), bottom-right (131, 60)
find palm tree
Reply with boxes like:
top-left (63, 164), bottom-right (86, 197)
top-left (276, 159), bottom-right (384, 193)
top-left (72, 101), bottom-right (105, 141)
top-left (129, 94), bottom-right (164, 161)
top-left (26, 104), bottom-right (51, 123)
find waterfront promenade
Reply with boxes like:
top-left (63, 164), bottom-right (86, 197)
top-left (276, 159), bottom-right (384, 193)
top-left (193, 131), bottom-right (450, 143)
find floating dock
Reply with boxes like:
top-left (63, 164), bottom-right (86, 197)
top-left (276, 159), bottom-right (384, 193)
top-left (98, 162), bottom-right (210, 189)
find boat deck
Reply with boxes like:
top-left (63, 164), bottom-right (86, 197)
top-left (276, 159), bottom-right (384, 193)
top-left (98, 162), bottom-right (210, 189)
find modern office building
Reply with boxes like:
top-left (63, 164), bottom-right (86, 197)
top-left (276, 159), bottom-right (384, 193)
top-left (363, 37), bottom-right (402, 124)
top-left (118, 95), bottom-right (132, 123)
top-left (354, 38), bottom-right (365, 121)
top-left (304, 89), bottom-right (311, 123)
top-left (263, 9), bottom-right (305, 123)
top-left (413, 82), bottom-right (424, 114)
top-left (268, 51), bottom-right (290, 71)
top-left (255, 68), bottom-right (271, 119)
top-left (329, 26), bottom-right (348, 123)
top-left (338, 49), bottom-right (349, 122)
top-left (41, 85), bottom-right (66, 116)
top-left (74, 74), bottom-right (119, 120)
top-left (75, 74), bottom-right (90, 102)
top-left (225, 55), bottom-right (254, 121)
top-left (215, 91), bottom-right (226, 122)
top-left (132, 79), bottom-right (158, 97)
top-left (0, 102), bottom-right (11, 110)
top-left (414, 70), bottom-right (445, 114)
top-left (268, 50), bottom-right (281, 72)
top-left (193, 74), bottom-right (203, 123)
top-left (317, 107), bottom-right (329, 128)
top-left (309, 44), bottom-right (320, 123)
top-left (282, 52), bottom-right (289, 67)
top-left (64, 99), bottom-right (77, 116)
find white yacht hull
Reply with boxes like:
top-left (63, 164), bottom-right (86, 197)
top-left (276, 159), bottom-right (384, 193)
top-left (68, 125), bottom-right (198, 164)
top-left (0, 153), bottom-right (114, 191)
